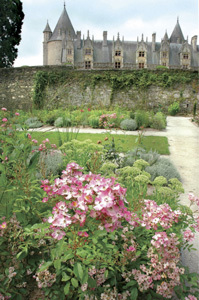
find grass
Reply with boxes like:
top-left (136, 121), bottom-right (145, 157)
top-left (29, 131), bottom-right (170, 155)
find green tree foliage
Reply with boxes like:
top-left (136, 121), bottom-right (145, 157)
top-left (0, 0), bottom-right (24, 68)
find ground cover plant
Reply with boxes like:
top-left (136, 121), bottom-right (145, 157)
top-left (0, 108), bottom-right (199, 300)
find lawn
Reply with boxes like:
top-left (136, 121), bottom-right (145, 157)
top-left (29, 131), bottom-right (170, 155)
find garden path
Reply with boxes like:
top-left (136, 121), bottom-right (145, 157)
top-left (165, 116), bottom-right (199, 275)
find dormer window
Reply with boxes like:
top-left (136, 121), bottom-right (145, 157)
top-left (67, 49), bottom-right (72, 55)
top-left (163, 52), bottom-right (167, 58)
top-left (115, 50), bottom-right (121, 56)
top-left (85, 61), bottom-right (91, 69)
top-left (139, 51), bottom-right (145, 57)
top-left (85, 49), bottom-right (91, 55)
top-left (183, 54), bottom-right (189, 59)
top-left (115, 62), bottom-right (121, 69)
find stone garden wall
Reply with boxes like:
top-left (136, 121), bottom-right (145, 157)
top-left (0, 66), bottom-right (198, 112)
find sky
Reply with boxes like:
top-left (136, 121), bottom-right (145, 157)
top-left (14, 0), bottom-right (199, 67)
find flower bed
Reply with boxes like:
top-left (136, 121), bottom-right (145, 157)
top-left (0, 108), bottom-right (199, 300)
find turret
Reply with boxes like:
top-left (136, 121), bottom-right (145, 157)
top-left (152, 33), bottom-right (156, 51)
top-left (170, 18), bottom-right (185, 44)
top-left (43, 21), bottom-right (52, 65)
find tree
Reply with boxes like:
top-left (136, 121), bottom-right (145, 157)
top-left (0, 0), bottom-right (24, 68)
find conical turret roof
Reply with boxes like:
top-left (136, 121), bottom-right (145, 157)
top-left (50, 5), bottom-right (76, 41)
top-left (43, 21), bottom-right (52, 33)
top-left (170, 18), bottom-right (184, 44)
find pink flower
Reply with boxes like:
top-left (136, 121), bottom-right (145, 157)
top-left (185, 296), bottom-right (197, 300)
top-left (51, 229), bottom-right (66, 240)
top-left (0, 222), bottom-right (7, 229)
top-left (183, 229), bottom-right (195, 242)
top-left (80, 109), bottom-right (84, 112)
top-left (27, 133), bottom-right (32, 139)
top-left (1, 107), bottom-right (7, 111)
top-left (126, 246), bottom-right (136, 252)
top-left (15, 112), bottom-right (20, 116)
top-left (42, 197), bottom-right (48, 203)
top-left (32, 139), bottom-right (38, 144)
top-left (88, 108), bottom-right (91, 111)
top-left (78, 231), bottom-right (89, 237)
top-left (2, 118), bottom-right (7, 122)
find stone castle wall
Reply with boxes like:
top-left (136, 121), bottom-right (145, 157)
top-left (0, 66), bottom-right (198, 112)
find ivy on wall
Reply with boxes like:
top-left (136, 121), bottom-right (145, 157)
top-left (33, 69), bottom-right (198, 109)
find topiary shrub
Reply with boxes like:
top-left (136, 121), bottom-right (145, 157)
top-left (151, 112), bottom-right (166, 130)
top-left (120, 119), bottom-right (137, 131)
top-left (168, 102), bottom-right (180, 116)
top-left (145, 157), bottom-right (181, 181)
top-left (25, 117), bottom-right (43, 128)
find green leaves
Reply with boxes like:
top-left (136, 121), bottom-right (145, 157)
top-left (130, 287), bottom-right (138, 300)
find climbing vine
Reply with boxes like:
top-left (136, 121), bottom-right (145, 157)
top-left (33, 69), bottom-right (198, 108)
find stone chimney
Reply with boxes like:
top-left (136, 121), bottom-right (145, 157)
top-left (152, 33), bottom-right (156, 51)
top-left (103, 31), bottom-right (108, 46)
top-left (191, 35), bottom-right (197, 51)
top-left (77, 31), bottom-right (81, 49)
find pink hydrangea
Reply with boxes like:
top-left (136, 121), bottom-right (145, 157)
top-left (2, 118), bottom-right (7, 122)
top-left (1, 107), bottom-right (7, 111)
top-left (15, 112), bottom-right (20, 116)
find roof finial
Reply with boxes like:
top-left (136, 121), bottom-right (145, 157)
top-left (177, 16), bottom-right (179, 23)
top-left (64, 1), bottom-right (66, 8)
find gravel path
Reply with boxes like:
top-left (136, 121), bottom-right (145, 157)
top-left (165, 116), bottom-right (199, 274)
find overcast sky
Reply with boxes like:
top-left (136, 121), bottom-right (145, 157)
top-left (14, 0), bottom-right (199, 67)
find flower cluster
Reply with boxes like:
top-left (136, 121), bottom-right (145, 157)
top-left (185, 295), bottom-right (198, 300)
top-left (131, 232), bottom-right (184, 298)
top-left (33, 262), bottom-right (56, 289)
top-left (99, 113), bottom-right (117, 129)
top-left (88, 266), bottom-right (106, 286)
top-left (140, 200), bottom-right (181, 230)
top-left (41, 163), bottom-right (132, 238)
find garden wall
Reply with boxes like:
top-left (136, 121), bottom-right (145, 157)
top-left (0, 66), bottom-right (198, 112)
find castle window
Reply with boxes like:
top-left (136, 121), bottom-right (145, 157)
top-left (139, 63), bottom-right (144, 69)
top-left (182, 65), bottom-right (188, 69)
top-left (115, 50), bottom-right (121, 56)
top-left (115, 62), bottom-right (121, 69)
top-left (163, 52), bottom-right (167, 58)
top-left (183, 54), bottom-right (189, 59)
top-left (162, 63), bottom-right (167, 66)
top-left (139, 51), bottom-right (145, 57)
top-left (85, 49), bottom-right (91, 55)
top-left (67, 49), bottom-right (72, 55)
top-left (85, 61), bottom-right (91, 69)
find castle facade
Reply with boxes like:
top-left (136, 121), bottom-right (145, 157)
top-left (43, 5), bottom-right (199, 70)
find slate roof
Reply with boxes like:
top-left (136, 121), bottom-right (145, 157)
top-left (170, 19), bottom-right (185, 44)
top-left (43, 21), bottom-right (52, 33)
top-left (49, 5), bottom-right (76, 41)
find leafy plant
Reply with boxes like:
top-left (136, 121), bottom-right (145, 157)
top-left (25, 117), bottom-right (43, 128)
top-left (120, 119), bottom-right (138, 131)
top-left (168, 101), bottom-right (180, 116)
top-left (151, 112), bottom-right (166, 130)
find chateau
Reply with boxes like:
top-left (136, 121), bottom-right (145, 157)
top-left (43, 4), bottom-right (199, 70)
